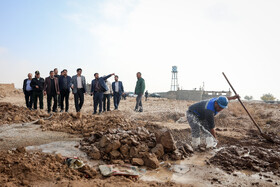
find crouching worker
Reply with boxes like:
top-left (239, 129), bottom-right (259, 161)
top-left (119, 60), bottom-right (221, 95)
top-left (187, 95), bottom-right (239, 149)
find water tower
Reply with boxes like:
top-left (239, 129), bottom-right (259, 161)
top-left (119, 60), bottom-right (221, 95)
top-left (170, 66), bottom-right (179, 91)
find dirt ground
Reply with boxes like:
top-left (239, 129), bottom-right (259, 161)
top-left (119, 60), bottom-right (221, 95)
top-left (0, 89), bottom-right (280, 186)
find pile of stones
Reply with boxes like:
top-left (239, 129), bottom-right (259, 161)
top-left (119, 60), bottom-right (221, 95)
top-left (80, 127), bottom-right (193, 169)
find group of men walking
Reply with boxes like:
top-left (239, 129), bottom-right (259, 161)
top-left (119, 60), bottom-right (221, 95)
top-left (23, 68), bottom-right (145, 114)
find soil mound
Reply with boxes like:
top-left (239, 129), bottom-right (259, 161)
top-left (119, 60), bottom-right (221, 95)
top-left (0, 102), bottom-right (43, 125)
top-left (210, 145), bottom-right (280, 177)
top-left (0, 147), bottom-right (97, 186)
top-left (41, 112), bottom-right (145, 136)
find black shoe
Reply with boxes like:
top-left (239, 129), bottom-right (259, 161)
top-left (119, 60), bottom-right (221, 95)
top-left (65, 110), bottom-right (68, 113)
top-left (60, 109), bottom-right (64, 113)
top-left (139, 109), bottom-right (143, 112)
top-left (93, 112), bottom-right (97, 115)
top-left (98, 112), bottom-right (102, 115)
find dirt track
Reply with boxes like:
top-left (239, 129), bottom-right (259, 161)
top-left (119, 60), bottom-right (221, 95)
top-left (0, 90), bottom-right (280, 186)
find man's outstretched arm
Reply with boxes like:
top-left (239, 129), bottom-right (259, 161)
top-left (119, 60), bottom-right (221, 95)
top-left (227, 94), bottom-right (240, 101)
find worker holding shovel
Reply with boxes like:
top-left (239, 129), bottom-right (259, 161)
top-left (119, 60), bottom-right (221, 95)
top-left (187, 95), bottom-right (239, 150)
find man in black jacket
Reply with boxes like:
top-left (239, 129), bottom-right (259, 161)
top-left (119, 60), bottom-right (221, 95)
top-left (23, 73), bottom-right (33, 109)
top-left (91, 73), bottom-right (114, 114)
top-left (59, 69), bottom-right (72, 112)
top-left (31, 71), bottom-right (45, 110)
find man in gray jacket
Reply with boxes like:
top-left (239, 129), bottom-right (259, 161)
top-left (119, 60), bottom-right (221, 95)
top-left (71, 68), bottom-right (87, 112)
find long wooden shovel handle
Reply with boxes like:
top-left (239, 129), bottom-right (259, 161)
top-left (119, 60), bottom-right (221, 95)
top-left (222, 72), bottom-right (263, 134)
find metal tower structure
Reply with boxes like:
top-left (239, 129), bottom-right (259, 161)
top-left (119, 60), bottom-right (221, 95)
top-left (170, 66), bottom-right (179, 91)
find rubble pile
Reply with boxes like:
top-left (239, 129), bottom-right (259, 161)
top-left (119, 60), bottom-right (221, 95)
top-left (210, 145), bottom-right (280, 177)
top-left (80, 127), bottom-right (193, 169)
top-left (42, 113), bottom-right (142, 136)
top-left (0, 147), bottom-right (97, 186)
top-left (0, 102), bottom-right (45, 125)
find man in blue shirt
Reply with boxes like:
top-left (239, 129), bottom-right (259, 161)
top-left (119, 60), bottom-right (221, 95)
top-left (187, 95), bottom-right (239, 149)
top-left (23, 73), bottom-right (33, 109)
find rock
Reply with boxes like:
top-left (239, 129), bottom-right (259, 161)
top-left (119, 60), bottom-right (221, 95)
top-left (120, 144), bottom-right (130, 157)
top-left (143, 153), bottom-right (159, 169)
top-left (171, 149), bottom-right (182, 160)
top-left (132, 158), bottom-right (144, 166)
top-left (110, 150), bottom-right (121, 159)
top-left (105, 144), bottom-right (113, 153)
top-left (151, 144), bottom-right (164, 158)
top-left (130, 137), bottom-right (139, 146)
top-left (147, 141), bottom-right (156, 148)
top-left (112, 140), bottom-right (121, 150)
top-left (157, 130), bottom-right (176, 152)
top-left (183, 143), bottom-right (194, 153)
top-left (99, 136), bottom-right (110, 148)
top-left (129, 147), bottom-right (139, 158)
top-left (89, 146), bottom-right (101, 160)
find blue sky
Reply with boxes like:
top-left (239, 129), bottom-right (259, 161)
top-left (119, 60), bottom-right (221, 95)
top-left (0, 0), bottom-right (280, 100)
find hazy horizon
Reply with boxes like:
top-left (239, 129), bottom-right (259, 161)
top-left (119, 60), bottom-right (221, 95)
top-left (1, 0), bottom-right (279, 100)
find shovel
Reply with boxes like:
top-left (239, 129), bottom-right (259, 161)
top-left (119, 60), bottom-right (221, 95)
top-left (222, 72), bottom-right (275, 143)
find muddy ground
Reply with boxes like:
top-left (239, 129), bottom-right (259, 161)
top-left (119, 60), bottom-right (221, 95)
top-left (0, 89), bottom-right (279, 186)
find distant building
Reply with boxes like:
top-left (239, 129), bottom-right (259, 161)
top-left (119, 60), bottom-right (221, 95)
top-left (158, 89), bottom-right (231, 101)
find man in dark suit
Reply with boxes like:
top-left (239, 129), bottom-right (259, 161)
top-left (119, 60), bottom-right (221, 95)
top-left (91, 73), bottom-right (114, 114)
top-left (71, 68), bottom-right (87, 112)
top-left (112, 75), bottom-right (124, 110)
top-left (44, 71), bottom-right (60, 113)
top-left (23, 73), bottom-right (33, 109)
top-left (59, 69), bottom-right (72, 112)
top-left (31, 71), bottom-right (45, 110)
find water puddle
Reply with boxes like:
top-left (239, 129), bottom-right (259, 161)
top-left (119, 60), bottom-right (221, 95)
top-left (26, 141), bottom-right (101, 167)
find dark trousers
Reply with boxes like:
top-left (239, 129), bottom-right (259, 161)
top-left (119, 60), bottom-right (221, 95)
top-left (60, 89), bottom-right (70, 111)
top-left (58, 94), bottom-right (61, 107)
top-left (47, 93), bottom-right (58, 112)
top-left (24, 91), bottom-right (33, 109)
top-left (135, 94), bottom-right (143, 111)
top-left (94, 92), bottom-right (103, 113)
top-left (113, 92), bottom-right (121, 109)
top-left (33, 91), bottom-right (43, 109)
top-left (74, 89), bottom-right (84, 112)
top-left (103, 94), bottom-right (111, 111)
